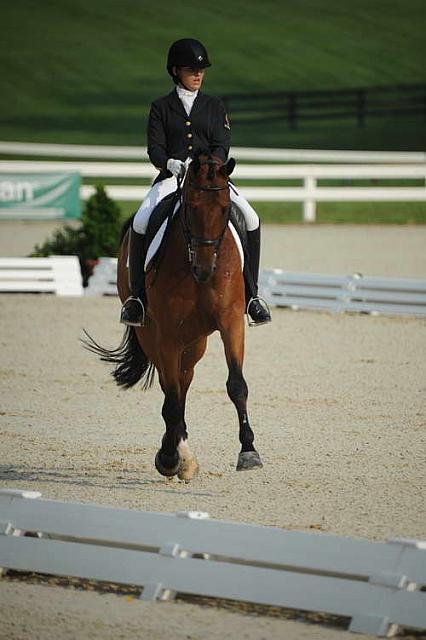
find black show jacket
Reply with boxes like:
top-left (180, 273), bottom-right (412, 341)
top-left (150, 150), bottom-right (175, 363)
top-left (147, 89), bottom-right (230, 181)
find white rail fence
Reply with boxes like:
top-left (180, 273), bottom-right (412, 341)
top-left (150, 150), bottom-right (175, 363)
top-left (80, 182), bottom-right (426, 224)
top-left (1, 256), bottom-right (425, 318)
top-left (260, 270), bottom-right (426, 317)
top-left (0, 489), bottom-right (425, 637)
top-left (2, 160), bottom-right (425, 222)
top-left (0, 256), bottom-right (83, 295)
top-left (1, 141), bottom-right (425, 163)
top-left (85, 258), bottom-right (426, 318)
top-left (2, 160), bottom-right (426, 180)
top-left (85, 257), bottom-right (118, 296)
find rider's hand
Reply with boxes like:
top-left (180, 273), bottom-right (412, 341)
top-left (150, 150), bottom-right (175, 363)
top-left (167, 158), bottom-right (185, 178)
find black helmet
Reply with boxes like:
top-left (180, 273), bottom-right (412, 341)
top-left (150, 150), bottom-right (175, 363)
top-left (167, 39), bottom-right (211, 79)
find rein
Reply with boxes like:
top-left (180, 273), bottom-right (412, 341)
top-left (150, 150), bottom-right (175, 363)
top-left (179, 158), bottom-right (230, 266)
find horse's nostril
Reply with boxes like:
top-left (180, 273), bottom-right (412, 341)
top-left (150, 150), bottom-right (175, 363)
top-left (192, 266), bottom-right (212, 283)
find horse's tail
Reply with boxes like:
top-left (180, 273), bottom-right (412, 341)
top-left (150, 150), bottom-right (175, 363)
top-left (81, 327), bottom-right (155, 390)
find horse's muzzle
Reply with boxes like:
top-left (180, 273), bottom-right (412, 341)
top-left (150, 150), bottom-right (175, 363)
top-left (192, 264), bottom-right (215, 283)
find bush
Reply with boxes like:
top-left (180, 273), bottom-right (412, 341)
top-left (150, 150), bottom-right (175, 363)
top-left (31, 185), bottom-right (122, 285)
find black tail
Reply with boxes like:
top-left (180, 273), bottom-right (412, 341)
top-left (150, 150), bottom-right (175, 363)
top-left (81, 327), bottom-right (155, 390)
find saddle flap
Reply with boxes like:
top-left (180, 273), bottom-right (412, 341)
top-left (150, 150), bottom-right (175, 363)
top-left (145, 191), bottom-right (180, 251)
top-left (145, 198), bottom-right (247, 274)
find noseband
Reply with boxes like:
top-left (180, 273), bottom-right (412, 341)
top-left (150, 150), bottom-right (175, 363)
top-left (180, 159), bottom-right (230, 266)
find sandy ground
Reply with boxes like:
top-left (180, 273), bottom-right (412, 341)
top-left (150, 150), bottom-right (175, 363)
top-left (2, 219), bottom-right (426, 276)
top-left (0, 221), bottom-right (425, 640)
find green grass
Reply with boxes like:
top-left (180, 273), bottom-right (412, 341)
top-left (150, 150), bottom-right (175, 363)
top-left (1, 0), bottom-right (426, 149)
top-left (2, 1), bottom-right (425, 225)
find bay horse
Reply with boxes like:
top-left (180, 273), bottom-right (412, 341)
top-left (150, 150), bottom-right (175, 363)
top-left (84, 153), bottom-right (263, 481)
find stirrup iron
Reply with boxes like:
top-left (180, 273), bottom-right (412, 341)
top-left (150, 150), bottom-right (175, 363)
top-left (246, 296), bottom-right (272, 327)
top-left (120, 296), bottom-right (146, 327)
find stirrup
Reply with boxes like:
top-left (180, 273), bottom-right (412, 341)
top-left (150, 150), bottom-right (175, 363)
top-left (120, 296), bottom-right (145, 327)
top-left (246, 296), bottom-right (272, 327)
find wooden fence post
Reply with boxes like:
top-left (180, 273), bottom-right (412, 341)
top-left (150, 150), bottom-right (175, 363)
top-left (288, 93), bottom-right (297, 129)
top-left (357, 89), bottom-right (366, 127)
top-left (303, 176), bottom-right (316, 222)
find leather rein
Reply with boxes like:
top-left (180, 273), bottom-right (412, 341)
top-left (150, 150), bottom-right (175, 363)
top-left (179, 159), bottom-right (230, 264)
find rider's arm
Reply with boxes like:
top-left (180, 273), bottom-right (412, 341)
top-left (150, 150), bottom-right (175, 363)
top-left (210, 99), bottom-right (231, 162)
top-left (147, 102), bottom-right (168, 170)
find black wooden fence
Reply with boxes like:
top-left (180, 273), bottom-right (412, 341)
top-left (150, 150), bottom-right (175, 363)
top-left (221, 83), bottom-right (426, 129)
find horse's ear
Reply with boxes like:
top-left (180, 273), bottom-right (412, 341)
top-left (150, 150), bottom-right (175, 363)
top-left (223, 157), bottom-right (236, 176)
top-left (220, 158), bottom-right (236, 177)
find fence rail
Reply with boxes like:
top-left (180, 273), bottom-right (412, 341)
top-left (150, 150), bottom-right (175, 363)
top-left (2, 160), bottom-right (426, 180)
top-left (2, 159), bottom-right (426, 222)
top-left (1, 255), bottom-right (424, 318)
top-left (260, 270), bottom-right (426, 317)
top-left (0, 256), bottom-right (83, 295)
top-left (222, 83), bottom-right (426, 129)
top-left (85, 259), bottom-right (426, 318)
top-left (2, 160), bottom-right (425, 222)
top-left (1, 141), bottom-right (425, 163)
top-left (79, 183), bottom-right (426, 222)
top-left (1, 489), bottom-right (425, 637)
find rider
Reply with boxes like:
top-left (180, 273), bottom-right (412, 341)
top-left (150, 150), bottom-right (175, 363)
top-left (120, 38), bottom-right (271, 327)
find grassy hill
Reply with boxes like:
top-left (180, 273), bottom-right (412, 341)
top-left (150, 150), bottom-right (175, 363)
top-left (1, 0), bottom-right (425, 149)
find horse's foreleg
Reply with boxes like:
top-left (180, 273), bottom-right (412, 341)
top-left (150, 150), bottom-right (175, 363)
top-left (176, 367), bottom-right (198, 482)
top-left (155, 351), bottom-right (186, 478)
top-left (220, 316), bottom-right (263, 472)
top-left (176, 337), bottom-right (207, 481)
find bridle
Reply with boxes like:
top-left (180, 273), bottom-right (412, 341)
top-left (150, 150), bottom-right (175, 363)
top-left (179, 158), bottom-right (230, 267)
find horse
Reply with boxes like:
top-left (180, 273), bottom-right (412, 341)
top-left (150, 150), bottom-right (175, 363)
top-left (84, 153), bottom-right (263, 481)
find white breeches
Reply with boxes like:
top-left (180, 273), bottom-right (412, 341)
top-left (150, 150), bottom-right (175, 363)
top-left (132, 177), bottom-right (260, 234)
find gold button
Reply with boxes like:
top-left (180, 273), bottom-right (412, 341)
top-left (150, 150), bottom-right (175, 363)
top-left (188, 145), bottom-right (193, 151)
top-left (186, 121), bottom-right (191, 126)
top-left (187, 133), bottom-right (192, 138)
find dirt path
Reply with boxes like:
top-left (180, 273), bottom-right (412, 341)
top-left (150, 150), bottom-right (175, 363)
top-left (0, 222), bottom-right (425, 640)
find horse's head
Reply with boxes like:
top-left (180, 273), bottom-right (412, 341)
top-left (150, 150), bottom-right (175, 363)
top-left (182, 153), bottom-right (236, 283)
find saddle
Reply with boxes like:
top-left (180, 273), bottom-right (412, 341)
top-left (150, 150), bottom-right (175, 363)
top-left (144, 190), bottom-right (248, 272)
top-left (145, 192), bottom-right (180, 254)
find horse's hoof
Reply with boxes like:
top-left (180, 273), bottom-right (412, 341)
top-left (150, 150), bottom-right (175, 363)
top-left (177, 456), bottom-right (199, 483)
top-left (155, 451), bottom-right (180, 477)
top-left (236, 450), bottom-right (263, 471)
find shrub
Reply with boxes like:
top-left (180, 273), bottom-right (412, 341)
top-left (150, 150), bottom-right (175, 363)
top-left (31, 185), bottom-right (122, 285)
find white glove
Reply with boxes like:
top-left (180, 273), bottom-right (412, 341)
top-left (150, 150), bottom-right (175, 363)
top-left (167, 158), bottom-right (185, 178)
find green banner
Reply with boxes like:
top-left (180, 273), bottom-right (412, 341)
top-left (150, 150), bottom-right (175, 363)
top-left (0, 172), bottom-right (81, 219)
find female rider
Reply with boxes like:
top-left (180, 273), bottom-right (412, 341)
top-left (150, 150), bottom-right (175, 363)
top-left (120, 38), bottom-right (271, 327)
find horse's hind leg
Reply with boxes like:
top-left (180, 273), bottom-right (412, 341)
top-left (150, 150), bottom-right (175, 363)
top-left (220, 316), bottom-right (263, 472)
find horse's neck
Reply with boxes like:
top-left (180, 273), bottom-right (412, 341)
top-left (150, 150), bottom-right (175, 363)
top-left (164, 215), bottom-right (189, 271)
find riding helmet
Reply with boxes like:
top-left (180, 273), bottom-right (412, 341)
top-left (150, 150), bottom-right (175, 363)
top-left (167, 38), bottom-right (211, 81)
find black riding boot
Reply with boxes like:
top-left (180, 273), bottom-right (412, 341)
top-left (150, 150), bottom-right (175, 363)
top-left (245, 226), bottom-right (271, 326)
top-left (120, 228), bottom-right (146, 327)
